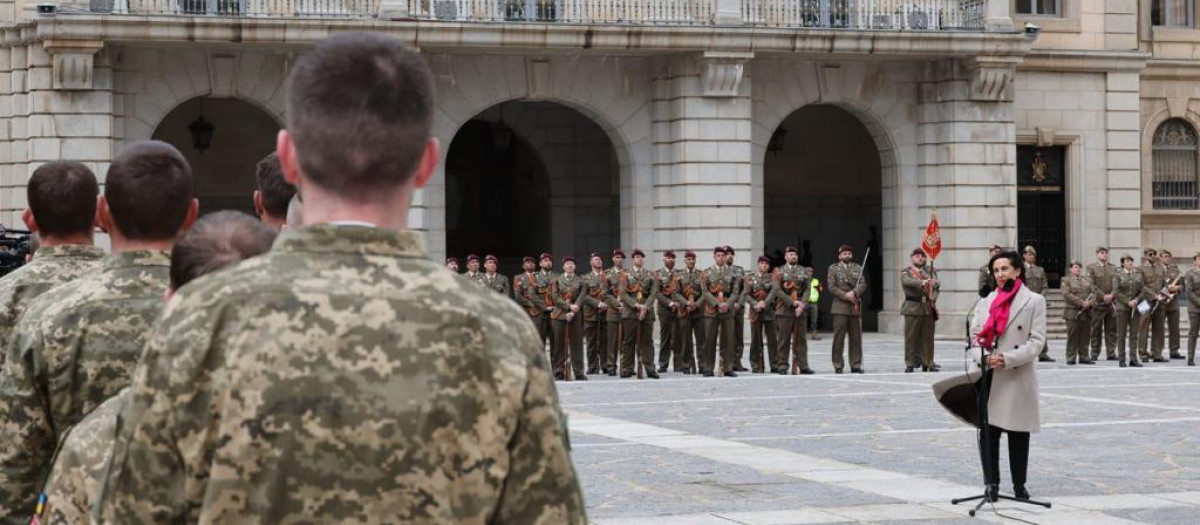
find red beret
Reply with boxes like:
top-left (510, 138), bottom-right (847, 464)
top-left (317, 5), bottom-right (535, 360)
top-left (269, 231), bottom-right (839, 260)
top-left (613, 250), bottom-right (626, 258)
top-left (714, 246), bottom-right (726, 254)
top-left (758, 255), bottom-right (770, 264)
top-left (837, 244), bottom-right (853, 254)
top-left (445, 257), bottom-right (459, 264)
top-left (663, 250), bottom-right (676, 258)
top-left (590, 252), bottom-right (602, 259)
top-left (784, 246), bottom-right (799, 254)
top-left (467, 254), bottom-right (480, 263)
top-left (562, 256), bottom-right (575, 264)
top-left (632, 249), bottom-right (645, 258)
top-left (539, 252), bottom-right (552, 262)
top-left (485, 255), bottom-right (498, 262)
top-left (724, 245), bottom-right (735, 255)
top-left (911, 248), bottom-right (925, 257)
top-left (522, 256), bottom-right (535, 264)
top-left (684, 251), bottom-right (697, 258)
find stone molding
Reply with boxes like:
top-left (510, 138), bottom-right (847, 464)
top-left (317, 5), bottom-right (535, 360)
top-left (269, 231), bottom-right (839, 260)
top-left (966, 56), bottom-right (1019, 102)
top-left (42, 39), bottom-right (103, 90)
top-left (700, 51), bottom-right (752, 98)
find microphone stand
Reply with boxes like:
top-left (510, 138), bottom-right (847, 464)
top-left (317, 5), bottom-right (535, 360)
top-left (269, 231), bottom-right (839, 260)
top-left (951, 293), bottom-right (1052, 517)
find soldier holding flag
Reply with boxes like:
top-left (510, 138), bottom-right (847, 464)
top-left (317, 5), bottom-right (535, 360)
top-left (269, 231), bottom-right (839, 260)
top-left (901, 212), bottom-right (942, 372)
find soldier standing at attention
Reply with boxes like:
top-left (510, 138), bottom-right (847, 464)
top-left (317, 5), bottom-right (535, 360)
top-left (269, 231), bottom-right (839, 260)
top-left (537, 253), bottom-right (557, 353)
top-left (1161, 250), bottom-right (1184, 359)
top-left (677, 251), bottom-right (705, 374)
top-left (655, 251), bottom-right (680, 373)
top-left (481, 254), bottom-right (510, 297)
top-left (772, 247), bottom-right (811, 375)
top-left (96, 33), bottom-right (585, 523)
top-left (1138, 248), bottom-right (1169, 363)
top-left (725, 246), bottom-right (748, 372)
top-left (464, 253), bottom-right (484, 283)
top-left (703, 247), bottom-right (739, 377)
top-left (445, 256), bottom-right (460, 272)
top-left (0, 141), bottom-right (198, 518)
top-left (828, 244), bottom-right (867, 374)
top-left (743, 255), bottom-right (778, 374)
top-left (620, 249), bottom-right (659, 379)
top-left (0, 162), bottom-right (105, 369)
top-left (978, 244), bottom-right (1002, 297)
top-left (514, 255), bottom-right (553, 354)
top-left (1185, 254), bottom-right (1200, 366)
top-left (550, 256), bottom-right (585, 381)
top-left (901, 248), bottom-right (940, 373)
top-left (581, 252), bottom-right (609, 375)
top-left (603, 250), bottom-right (627, 375)
top-left (1023, 246), bottom-right (1055, 362)
top-left (1115, 254), bottom-right (1144, 367)
top-left (1062, 260), bottom-right (1097, 365)
top-left (1087, 247), bottom-right (1119, 361)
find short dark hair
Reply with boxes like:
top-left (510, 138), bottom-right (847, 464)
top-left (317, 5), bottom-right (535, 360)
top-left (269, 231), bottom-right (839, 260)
top-left (105, 141), bottom-right (194, 241)
top-left (27, 161), bottom-right (99, 237)
top-left (287, 32), bottom-right (434, 199)
top-left (989, 250), bottom-right (1025, 281)
top-left (254, 153), bottom-right (294, 217)
top-left (170, 210), bottom-right (276, 290)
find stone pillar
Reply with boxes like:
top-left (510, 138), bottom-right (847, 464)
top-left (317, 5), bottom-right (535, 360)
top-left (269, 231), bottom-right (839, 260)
top-left (1105, 71), bottom-right (1141, 256)
top-left (917, 57), bottom-right (1018, 335)
top-left (651, 52), bottom-right (754, 267)
top-left (985, 0), bottom-right (1014, 32)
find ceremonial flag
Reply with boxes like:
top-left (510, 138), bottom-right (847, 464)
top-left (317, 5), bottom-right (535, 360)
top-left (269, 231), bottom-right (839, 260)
top-left (921, 211), bottom-right (942, 261)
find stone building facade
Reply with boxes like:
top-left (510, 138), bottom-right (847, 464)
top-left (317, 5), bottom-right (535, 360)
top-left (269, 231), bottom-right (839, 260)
top-left (0, 0), bottom-right (1194, 334)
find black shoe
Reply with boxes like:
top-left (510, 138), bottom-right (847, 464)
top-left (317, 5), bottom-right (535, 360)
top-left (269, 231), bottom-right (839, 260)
top-left (1119, 361), bottom-right (1127, 368)
top-left (905, 366), bottom-right (915, 373)
top-left (835, 369), bottom-right (844, 374)
top-left (702, 371), bottom-right (715, 377)
top-left (733, 366), bottom-right (748, 372)
top-left (646, 371), bottom-right (660, 379)
top-left (1080, 359), bottom-right (1096, 365)
top-left (1038, 356), bottom-right (1056, 362)
top-left (1014, 485), bottom-right (1030, 500)
top-left (607, 370), bottom-right (618, 376)
top-left (985, 484), bottom-right (999, 502)
top-left (851, 368), bottom-right (865, 374)
top-left (587, 368), bottom-right (599, 375)
top-left (1106, 355), bottom-right (1116, 361)
top-left (680, 368), bottom-right (692, 375)
top-left (575, 374), bottom-right (588, 381)
top-left (800, 368), bottom-right (815, 375)
top-left (1129, 360), bottom-right (1143, 367)
top-left (619, 373), bottom-right (633, 378)
top-left (657, 365), bottom-right (669, 373)
top-left (1171, 353), bottom-right (1185, 360)
top-left (1067, 358), bottom-right (1076, 365)
top-left (923, 363), bottom-right (942, 372)
top-left (723, 371), bottom-right (738, 378)
top-left (1154, 357), bottom-right (1170, 363)
top-left (776, 369), bottom-right (788, 375)
top-left (1189, 359), bottom-right (1195, 366)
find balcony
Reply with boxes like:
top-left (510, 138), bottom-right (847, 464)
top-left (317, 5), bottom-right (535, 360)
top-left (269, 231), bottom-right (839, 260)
top-left (78, 0), bottom-right (986, 30)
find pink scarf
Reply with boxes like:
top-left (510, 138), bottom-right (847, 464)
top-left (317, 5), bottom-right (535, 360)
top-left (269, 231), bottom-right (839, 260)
top-left (976, 278), bottom-right (1022, 350)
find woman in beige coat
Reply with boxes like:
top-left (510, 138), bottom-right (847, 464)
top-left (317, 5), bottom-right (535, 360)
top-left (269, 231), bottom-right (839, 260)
top-left (968, 250), bottom-right (1045, 501)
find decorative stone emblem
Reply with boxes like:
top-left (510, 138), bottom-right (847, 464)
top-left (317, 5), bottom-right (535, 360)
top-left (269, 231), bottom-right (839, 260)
top-left (700, 51), bottom-right (752, 98)
top-left (44, 40), bottom-right (104, 91)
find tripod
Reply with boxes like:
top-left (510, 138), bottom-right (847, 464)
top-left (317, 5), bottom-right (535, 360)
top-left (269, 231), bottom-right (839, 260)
top-left (951, 307), bottom-right (1051, 516)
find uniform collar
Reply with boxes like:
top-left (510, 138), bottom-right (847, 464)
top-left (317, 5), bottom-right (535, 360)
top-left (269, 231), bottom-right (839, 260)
top-left (101, 249), bottom-right (171, 271)
top-left (32, 244), bottom-right (105, 261)
top-left (273, 224), bottom-right (426, 258)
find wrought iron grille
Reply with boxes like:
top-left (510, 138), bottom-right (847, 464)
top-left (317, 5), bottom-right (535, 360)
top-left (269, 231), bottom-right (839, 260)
top-left (1152, 118), bottom-right (1199, 210)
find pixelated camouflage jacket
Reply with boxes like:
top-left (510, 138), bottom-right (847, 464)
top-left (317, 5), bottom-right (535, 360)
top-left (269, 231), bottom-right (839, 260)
top-left (0, 244), bottom-right (105, 368)
top-left (41, 388), bottom-right (128, 525)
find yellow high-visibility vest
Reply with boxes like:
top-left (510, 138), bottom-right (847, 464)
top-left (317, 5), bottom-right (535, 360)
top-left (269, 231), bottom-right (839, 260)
top-left (808, 278), bottom-right (820, 303)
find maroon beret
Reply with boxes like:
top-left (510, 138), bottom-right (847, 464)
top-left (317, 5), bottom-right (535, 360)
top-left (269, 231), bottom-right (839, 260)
top-left (663, 250), bottom-right (676, 258)
top-left (562, 256), bottom-right (576, 264)
top-left (590, 252), bottom-right (602, 259)
top-left (837, 244), bottom-right (853, 254)
top-left (911, 248), bottom-right (925, 257)
top-left (467, 254), bottom-right (480, 263)
top-left (784, 246), bottom-right (799, 254)
top-left (714, 246), bottom-right (726, 254)
top-left (684, 251), bottom-right (697, 258)
top-left (539, 252), bottom-right (552, 262)
top-left (445, 257), bottom-right (459, 264)
top-left (522, 256), bottom-right (535, 264)
top-left (485, 254), bottom-right (498, 263)
top-left (724, 245), bottom-right (735, 255)
top-left (613, 250), bottom-right (626, 258)
top-left (632, 249), bottom-right (645, 258)
top-left (758, 255), bottom-right (770, 264)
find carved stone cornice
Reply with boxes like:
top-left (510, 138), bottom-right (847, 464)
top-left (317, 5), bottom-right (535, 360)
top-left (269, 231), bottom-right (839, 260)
top-left (966, 56), bottom-right (1019, 102)
top-left (700, 51), bottom-right (752, 98)
top-left (42, 39), bottom-right (103, 90)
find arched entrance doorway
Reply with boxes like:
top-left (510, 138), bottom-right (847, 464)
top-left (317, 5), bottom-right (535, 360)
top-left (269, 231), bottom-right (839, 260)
top-left (764, 104), bottom-right (884, 331)
top-left (445, 101), bottom-right (620, 276)
top-left (152, 97), bottom-right (281, 214)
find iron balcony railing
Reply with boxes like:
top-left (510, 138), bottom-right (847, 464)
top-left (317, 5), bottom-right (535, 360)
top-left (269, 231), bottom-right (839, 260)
top-left (99, 0), bottom-right (985, 29)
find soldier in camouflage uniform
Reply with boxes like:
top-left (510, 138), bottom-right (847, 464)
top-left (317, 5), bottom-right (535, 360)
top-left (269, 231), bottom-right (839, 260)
top-left (743, 255), bottom-right (778, 374)
top-left (772, 246), bottom-right (811, 375)
top-left (901, 248), bottom-right (940, 373)
top-left (1023, 246), bottom-right (1055, 362)
top-left (655, 251), bottom-right (681, 373)
top-left (464, 253), bottom-right (484, 284)
top-left (676, 251), bottom-right (705, 374)
top-left (1162, 250), bottom-right (1184, 359)
top-left (1137, 248), bottom-right (1169, 362)
top-left (620, 249), bottom-right (659, 379)
top-left (978, 244), bottom-right (1002, 297)
top-left (480, 254), bottom-right (510, 297)
top-left (702, 247), bottom-right (739, 377)
top-left (445, 256), bottom-right (459, 272)
top-left (1115, 254), bottom-right (1144, 367)
top-left (828, 244), bottom-right (867, 374)
top-left (37, 210), bottom-right (276, 525)
top-left (96, 34), bottom-right (585, 524)
top-left (551, 256), bottom-right (585, 380)
top-left (1087, 247), bottom-right (1119, 361)
top-left (581, 252), bottom-right (610, 375)
top-left (724, 246), bottom-right (748, 372)
top-left (0, 141), bottom-right (198, 520)
top-left (1185, 254), bottom-right (1200, 366)
top-left (603, 250), bottom-right (626, 376)
top-left (1062, 260), bottom-right (1097, 365)
top-left (0, 161), bottom-right (104, 369)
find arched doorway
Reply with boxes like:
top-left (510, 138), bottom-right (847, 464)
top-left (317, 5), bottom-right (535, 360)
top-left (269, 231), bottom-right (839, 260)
top-left (445, 101), bottom-right (620, 276)
top-left (152, 97), bottom-right (282, 214)
top-left (764, 104), bottom-right (884, 331)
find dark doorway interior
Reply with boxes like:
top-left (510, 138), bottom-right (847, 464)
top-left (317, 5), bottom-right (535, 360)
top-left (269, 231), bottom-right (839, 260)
top-left (1017, 145), bottom-right (1067, 289)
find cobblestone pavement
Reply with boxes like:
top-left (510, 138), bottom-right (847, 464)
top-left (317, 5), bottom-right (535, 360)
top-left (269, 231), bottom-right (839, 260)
top-left (559, 334), bottom-right (1200, 524)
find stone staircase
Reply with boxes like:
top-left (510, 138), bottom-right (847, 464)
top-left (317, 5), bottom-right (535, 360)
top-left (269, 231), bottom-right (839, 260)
top-left (1044, 289), bottom-right (1190, 340)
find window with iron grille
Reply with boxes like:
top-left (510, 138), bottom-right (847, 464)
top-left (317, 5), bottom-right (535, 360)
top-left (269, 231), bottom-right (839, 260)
top-left (1152, 118), bottom-right (1200, 210)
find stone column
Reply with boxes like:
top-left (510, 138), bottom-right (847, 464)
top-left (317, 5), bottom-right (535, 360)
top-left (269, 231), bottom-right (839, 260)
top-left (651, 52), bottom-right (754, 267)
top-left (917, 57), bottom-right (1018, 335)
top-left (1105, 71), bottom-right (1141, 256)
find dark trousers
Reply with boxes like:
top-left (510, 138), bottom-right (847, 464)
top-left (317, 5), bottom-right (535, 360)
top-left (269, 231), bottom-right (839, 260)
top-left (903, 314), bottom-right (933, 367)
top-left (1066, 315), bottom-right (1090, 361)
top-left (703, 315), bottom-right (735, 374)
top-left (733, 308), bottom-right (745, 368)
top-left (584, 319), bottom-right (605, 374)
top-left (1089, 305), bottom-right (1117, 359)
top-left (605, 319), bottom-right (621, 371)
top-left (749, 316), bottom-right (776, 373)
top-left (657, 306), bottom-right (677, 370)
top-left (1189, 311), bottom-right (1200, 361)
top-left (1167, 305), bottom-right (1181, 355)
top-left (776, 312), bottom-right (808, 372)
top-left (1138, 306), bottom-right (1165, 360)
top-left (1116, 309), bottom-right (1139, 362)
top-left (831, 314), bottom-right (863, 371)
top-left (680, 312), bottom-right (705, 372)
top-left (621, 317), bottom-right (655, 376)
top-left (977, 370), bottom-right (1030, 488)
top-left (533, 313), bottom-right (552, 356)
top-left (551, 316), bottom-right (584, 378)
top-left (807, 302), bottom-right (819, 332)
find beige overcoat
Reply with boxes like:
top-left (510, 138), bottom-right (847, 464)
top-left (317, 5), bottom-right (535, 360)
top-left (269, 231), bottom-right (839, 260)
top-left (963, 283), bottom-right (1045, 433)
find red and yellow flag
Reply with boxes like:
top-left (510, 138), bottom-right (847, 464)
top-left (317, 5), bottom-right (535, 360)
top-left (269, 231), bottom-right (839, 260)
top-left (921, 211), bottom-right (941, 261)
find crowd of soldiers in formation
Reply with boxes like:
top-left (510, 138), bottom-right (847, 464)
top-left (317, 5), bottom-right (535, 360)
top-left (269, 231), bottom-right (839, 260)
top-left (442, 244), bottom-right (878, 380)
top-left (0, 34), bottom-right (588, 524)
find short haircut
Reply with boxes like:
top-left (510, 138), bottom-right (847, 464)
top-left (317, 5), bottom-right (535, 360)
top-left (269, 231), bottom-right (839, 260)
top-left (1122, 255), bottom-right (1135, 264)
top-left (988, 251), bottom-right (1025, 282)
top-left (287, 32), bottom-right (434, 199)
top-left (105, 141), bottom-right (194, 241)
top-left (27, 161), bottom-right (99, 237)
top-left (254, 153), bottom-right (294, 217)
top-left (170, 210), bottom-right (276, 290)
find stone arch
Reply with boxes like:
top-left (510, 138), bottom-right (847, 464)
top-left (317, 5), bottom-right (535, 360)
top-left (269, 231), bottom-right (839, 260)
top-left (1140, 105), bottom-right (1200, 211)
top-left (421, 53), bottom-right (654, 262)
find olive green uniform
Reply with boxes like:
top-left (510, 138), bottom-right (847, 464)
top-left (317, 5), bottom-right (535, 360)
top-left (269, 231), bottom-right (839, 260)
top-left (771, 264), bottom-right (809, 374)
top-left (828, 261), bottom-right (867, 372)
top-left (481, 271), bottom-right (511, 297)
top-left (702, 265), bottom-right (739, 375)
top-left (514, 270), bottom-right (554, 353)
top-left (655, 267), bottom-right (681, 371)
top-left (1164, 263), bottom-right (1183, 358)
top-left (1137, 262), bottom-right (1167, 361)
top-left (742, 271), bottom-right (777, 374)
top-left (619, 266), bottom-right (659, 377)
top-left (1087, 261), bottom-right (1119, 360)
top-left (900, 264), bottom-right (939, 369)
top-left (1114, 268), bottom-right (1144, 364)
top-left (581, 269), bottom-right (609, 374)
top-left (1186, 268), bottom-right (1200, 364)
top-left (728, 262), bottom-right (747, 371)
top-left (677, 266), bottom-right (706, 373)
top-left (1025, 263), bottom-right (1051, 359)
top-left (603, 267), bottom-right (625, 374)
top-left (1062, 273), bottom-right (1095, 362)
top-left (551, 273), bottom-right (585, 379)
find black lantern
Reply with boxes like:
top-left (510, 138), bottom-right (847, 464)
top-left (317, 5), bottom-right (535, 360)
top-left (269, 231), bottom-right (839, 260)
top-left (492, 120), bottom-right (513, 153)
top-left (767, 127), bottom-right (787, 157)
top-left (188, 99), bottom-right (215, 154)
